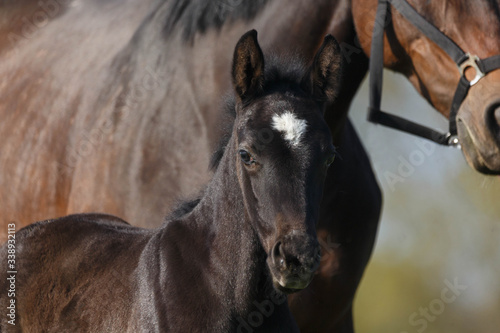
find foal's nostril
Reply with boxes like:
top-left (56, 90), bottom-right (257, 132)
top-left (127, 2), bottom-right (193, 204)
top-left (287, 257), bottom-right (302, 273)
top-left (270, 236), bottom-right (320, 290)
top-left (271, 238), bottom-right (319, 275)
top-left (271, 241), bottom-right (303, 273)
top-left (272, 241), bottom-right (286, 268)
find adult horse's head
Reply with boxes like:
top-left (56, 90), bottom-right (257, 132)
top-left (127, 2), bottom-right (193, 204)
top-left (354, 0), bottom-right (500, 174)
top-left (230, 30), bottom-right (341, 293)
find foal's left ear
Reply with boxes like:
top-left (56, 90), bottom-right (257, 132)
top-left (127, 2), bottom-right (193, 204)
top-left (305, 35), bottom-right (343, 103)
top-left (232, 30), bottom-right (265, 104)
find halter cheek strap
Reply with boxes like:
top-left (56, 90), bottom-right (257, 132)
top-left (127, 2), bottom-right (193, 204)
top-left (368, 0), bottom-right (500, 147)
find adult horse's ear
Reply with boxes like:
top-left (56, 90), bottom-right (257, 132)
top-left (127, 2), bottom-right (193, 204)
top-left (232, 30), bottom-right (265, 103)
top-left (306, 34), bottom-right (343, 102)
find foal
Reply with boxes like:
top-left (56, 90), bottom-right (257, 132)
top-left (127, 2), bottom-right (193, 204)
top-left (0, 30), bottom-right (342, 332)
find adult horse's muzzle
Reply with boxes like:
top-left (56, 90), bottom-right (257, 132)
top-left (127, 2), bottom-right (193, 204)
top-left (267, 232), bottom-right (321, 294)
top-left (457, 79), bottom-right (500, 175)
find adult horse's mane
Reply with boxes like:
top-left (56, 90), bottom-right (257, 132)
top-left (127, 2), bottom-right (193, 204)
top-left (163, 0), bottom-right (272, 39)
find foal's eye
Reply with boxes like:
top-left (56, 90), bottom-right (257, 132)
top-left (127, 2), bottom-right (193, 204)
top-left (239, 150), bottom-right (255, 165)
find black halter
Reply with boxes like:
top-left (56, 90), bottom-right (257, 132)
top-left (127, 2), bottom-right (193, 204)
top-left (368, 0), bottom-right (500, 147)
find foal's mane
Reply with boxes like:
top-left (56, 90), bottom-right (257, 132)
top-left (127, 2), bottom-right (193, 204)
top-left (163, 0), bottom-right (272, 40)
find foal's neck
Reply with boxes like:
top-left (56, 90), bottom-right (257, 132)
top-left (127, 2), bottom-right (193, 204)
top-left (168, 135), bottom-right (271, 311)
top-left (205, 138), bottom-right (266, 289)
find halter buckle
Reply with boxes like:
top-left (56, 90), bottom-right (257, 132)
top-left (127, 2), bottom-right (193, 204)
top-left (446, 133), bottom-right (461, 149)
top-left (458, 53), bottom-right (485, 86)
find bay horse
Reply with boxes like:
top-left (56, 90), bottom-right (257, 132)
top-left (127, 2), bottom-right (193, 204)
top-left (1, 0), bottom-right (499, 332)
top-left (0, 31), bottom-right (342, 332)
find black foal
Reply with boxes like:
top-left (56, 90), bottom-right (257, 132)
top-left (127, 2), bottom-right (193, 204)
top-left (0, 30), bottom-right (342, 332)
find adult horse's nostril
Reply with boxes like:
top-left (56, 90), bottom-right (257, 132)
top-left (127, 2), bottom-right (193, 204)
top-left (483, 102), bottom-right (500, 146)
top-left (486, 102), bottom-right (500, 137)
top-left (495, 107), bottom-right (500, 129)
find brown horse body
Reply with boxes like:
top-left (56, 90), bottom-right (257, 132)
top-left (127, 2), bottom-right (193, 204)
top-left (1, 2), bottom-right (380, 330)
top-left (1, 0), bottom-right (499, 331)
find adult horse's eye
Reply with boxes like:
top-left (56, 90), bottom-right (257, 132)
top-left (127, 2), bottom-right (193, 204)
top-left (239, 150), bottom-right (254, 165)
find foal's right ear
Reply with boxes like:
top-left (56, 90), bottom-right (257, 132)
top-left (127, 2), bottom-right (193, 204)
top-left (232, 30), bottom-right (265, 104)
top-left (305, 34), bottom-right (343, 103)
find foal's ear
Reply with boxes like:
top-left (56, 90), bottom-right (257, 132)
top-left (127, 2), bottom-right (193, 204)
top-left (305, 34), bottom-right (343, 102)
top-left (232, 30), bottom-right (265, 103)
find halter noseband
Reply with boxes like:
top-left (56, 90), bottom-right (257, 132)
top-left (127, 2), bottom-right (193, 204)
top-left (368, 0), bottom-right (500, 147)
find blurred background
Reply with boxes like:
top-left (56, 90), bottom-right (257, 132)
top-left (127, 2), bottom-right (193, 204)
top-left (349, 70), bottom-right (500, 333)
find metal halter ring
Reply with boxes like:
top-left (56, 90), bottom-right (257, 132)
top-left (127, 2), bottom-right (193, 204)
top-left (446, 133), bottom-right (461, 149)
top-left (458, 53), bottom-right (485, 86)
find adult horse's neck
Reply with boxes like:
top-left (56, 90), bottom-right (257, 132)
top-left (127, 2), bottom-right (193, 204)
top-left (117, 0), bottom-right (360, 142)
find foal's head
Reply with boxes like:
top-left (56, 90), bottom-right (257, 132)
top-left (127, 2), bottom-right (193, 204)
top-left (229, 30), bottom-right (342, 293)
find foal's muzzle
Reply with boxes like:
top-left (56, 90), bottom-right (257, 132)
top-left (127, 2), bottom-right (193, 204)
top-left (268, 232), bottom-right (320, 293)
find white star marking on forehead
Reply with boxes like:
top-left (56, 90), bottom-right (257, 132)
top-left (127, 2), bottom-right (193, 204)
top-left (271, 111), bottom-right (308, 147)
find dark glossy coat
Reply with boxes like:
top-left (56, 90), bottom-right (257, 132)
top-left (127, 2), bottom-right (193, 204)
top-left (0, 31), bottom-right (343, 332)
